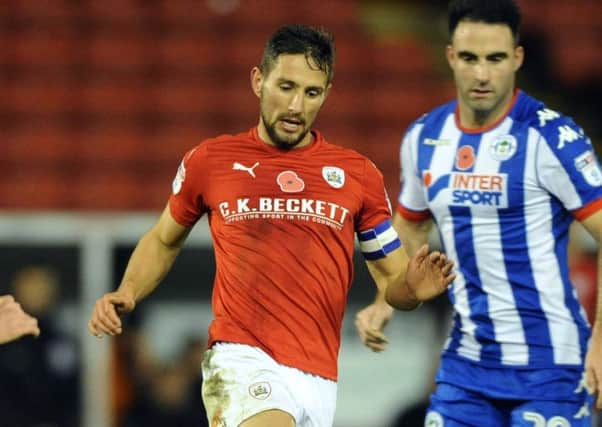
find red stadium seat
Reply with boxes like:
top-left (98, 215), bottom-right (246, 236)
top-left (8, 0), bottom-right (80, 20)
top-left (155, 34), bottom-right (220, 70)
top-left (85, 0), bottom-right (150, 22)
top-left (3, 129), bottom-right (78, 164)
top-left (76, 127), bottom-right (144, 164)
top-left (78, 83), bottom-right (148, 115)
top-left (10, 31), bottom-right (82, 67)
top-left (1, 83), bottom-right (76, 114)
top-left (0, 168), bottom-right (75, 209)
top-left (85, 34), bottom-right (152, 71)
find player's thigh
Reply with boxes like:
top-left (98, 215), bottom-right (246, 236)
top-left (288, 367), bottom-right (337, 427)
top-left (511, 398), bottom-right (592, 427)
top-left (426, 383), bottom-right (506, 427)
top-left (239, 409), bottom-right (296, 427)
top-left (201, 343), bottom-right (299, 426)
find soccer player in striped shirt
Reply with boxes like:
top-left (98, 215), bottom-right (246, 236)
top-left (87, 24), bottom-right (455, 427)
top-left (374, 0), bottom-right (602, 425)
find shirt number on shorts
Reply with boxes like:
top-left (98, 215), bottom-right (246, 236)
top-left (522, 412), bottom-right (570, 427)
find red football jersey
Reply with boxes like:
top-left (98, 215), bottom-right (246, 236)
top-left (169, 127), bottom-right (392, 380)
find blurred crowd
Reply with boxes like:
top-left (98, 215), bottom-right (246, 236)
top-left (112, 313), bottom-right (209, 427)
top-left (0, 265), bottom-right (209, 427)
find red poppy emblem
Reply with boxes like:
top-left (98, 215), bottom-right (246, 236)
top-left (277, 171), bottom-right (305, 193)
top-left (456, 145), bottom-right (475, 170)
top-left (423, 171), bottom-right (432, 187)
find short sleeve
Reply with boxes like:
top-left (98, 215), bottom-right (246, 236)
top-left (397, 124), bottom-right (431, 221)
top-left (168, 144), bottom-right (210, 227)
top-left (355, 160), bottom-right (393, 232)
top-left (535, 115), bottom-right (602, 220)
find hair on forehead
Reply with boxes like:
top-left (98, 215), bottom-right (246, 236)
top-left (448, 0), bottom-right (521, 44)
top-left (260, 24), bottom-right (336, 85)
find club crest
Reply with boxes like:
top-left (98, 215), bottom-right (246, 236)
top-left (172, 161), bottom-right (186, 194)
top-left (248, 382), bottom-right (272, 400)
top-left (322, 166), bottom-right (345, 189)
top-left (489, 135), bottom-right (517, 161)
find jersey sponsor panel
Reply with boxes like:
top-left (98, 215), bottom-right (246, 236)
top-left (425, 171), bottom-right (508, 208)
top-left (218, 197), bottom-right (351, 230)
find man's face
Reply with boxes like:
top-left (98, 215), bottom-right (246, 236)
top-left (252, 54), bottom-right (330, 149)
top-left (447, 21), bottom-right (523, 124)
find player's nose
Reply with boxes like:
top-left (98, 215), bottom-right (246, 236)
top-left (288, 92), bottom-right (303, 113)
top-left (474, 63), bottom-right (490, 82)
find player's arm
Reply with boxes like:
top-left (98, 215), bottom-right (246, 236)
top-left (384, 211), bottom-right (447, 308)
top-left (355, 243), bottom-right (411, 352)
top-left (369, 209), bottom-right (434, 309)
top-left (356, 218), bottom-right (453, 351)
top-left (579, 209), bottom-right (602, 407)
top-left (392, 211), bottom-right (434, 257)
top-left (88, 204), bottom-right (191, 338)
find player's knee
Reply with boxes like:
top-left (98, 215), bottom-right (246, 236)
top-left (239, 409), bottom-right (296, 427)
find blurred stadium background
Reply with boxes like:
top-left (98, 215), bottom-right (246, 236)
top-left (0, 1), bottom-right (599, 426)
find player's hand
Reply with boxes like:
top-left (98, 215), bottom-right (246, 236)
top-left (405, 244), bottom-right (455, 302)
top-left (88, 290), bottom-right (136, 338)
top-left (355, 302), bottom-right (394, 352)
top-left (0, 295), bottom-right (40, 344)
top-left (585, 326), bottom-right (602, 408)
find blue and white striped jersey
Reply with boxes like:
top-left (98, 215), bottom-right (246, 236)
top-left (398, 91), bottom-right (602, 372)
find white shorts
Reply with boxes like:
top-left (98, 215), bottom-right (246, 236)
top-left (201, 342), bottom-right (337, 427)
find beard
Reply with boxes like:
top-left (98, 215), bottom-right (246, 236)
top-left (261, 110), bottom-right (310, 150)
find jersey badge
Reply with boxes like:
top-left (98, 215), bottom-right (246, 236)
top-left (248, 382), bottom-right (272, 400)
top-left (489, 135), bottom-right (517, 161)
top-left (232, 161), bottom-right (260, 178)
top-left (574, 151), bottom-right (602, 186)
top-left (425, 410), bottom-right (444, 427)
top-left (456, 145), bottom-right (475, 170)
top-left (322, 166), bottom-right (345, 189)
top-left (277, 170), bottom-right (305, 193)
top-left (172, 161), bottom-right (186, 194)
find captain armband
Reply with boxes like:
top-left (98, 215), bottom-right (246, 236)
top-left (358, 219), bottom-right (402, 260)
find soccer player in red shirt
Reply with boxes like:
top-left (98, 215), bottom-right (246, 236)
top-left (88, 24), bottom-right (455, 427)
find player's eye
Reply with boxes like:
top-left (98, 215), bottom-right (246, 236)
top-left (488, 55), bottom-right (506, 63)
top-left (460, 54), bottom-right (477, 63)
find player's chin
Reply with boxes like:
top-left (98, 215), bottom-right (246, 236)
top-left (274, 133), bottom-right (306, 148)
top-left (469, 98), bottom-right (496, 112)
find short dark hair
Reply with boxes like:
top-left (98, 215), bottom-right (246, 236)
top-left (260, 24), bottom-right (336, 85)
top-left (448, 0), bottom-right (521, 44)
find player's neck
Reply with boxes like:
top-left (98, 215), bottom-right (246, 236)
top-left (456, 89), bottom-right (518, 132)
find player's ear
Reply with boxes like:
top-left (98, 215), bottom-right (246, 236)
top-left (323, 83), bottom-right (333, 100)
top-left (514, 45), bottom-right (524, 71)
top-left (445, 44), bottom-right (455, 69)
top-left (250, 67), bottom-right (263, 98)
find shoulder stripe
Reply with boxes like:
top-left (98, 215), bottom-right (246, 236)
top-left (573, 196), bottom-right (602, 221)
top-left (397, 204), bottom-right (431, 222)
